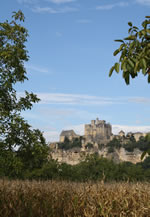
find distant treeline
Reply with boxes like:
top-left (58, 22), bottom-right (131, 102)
top-left (106, 134), bottom-right (150, 153)
top-left (1, 152), bottom-right (150, 182)
top-left (1, 134), bottom-right (150, 181)
top-left (46, 134), bottom-right (150, 182)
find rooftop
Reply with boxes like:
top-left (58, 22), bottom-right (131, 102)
top-left (60, 130), bottom-right (77, 137)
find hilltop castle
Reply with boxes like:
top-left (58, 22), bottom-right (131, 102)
top-left (59, 118), bottom-right (147, 146)
top-left (49, 118), bottom-right (148, 165)
top-left (59, 118), bottom-right (112, 146)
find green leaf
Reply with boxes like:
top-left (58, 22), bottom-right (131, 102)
top-left (130, 72), bottom-right (136, 78)
top-left (128, 59), bottom-right (134, 68)
top-left (121, 62), bottom-right (127, 71)
top-left (140, 29), bottom-right (146, 36)
top-left (109, 66), bottom-right (115, 77)
top-left (142, 21), bottom-right (147, 29)
top-left (134, 61), bottom-right (140, 73)
top-left (122, 71), bottom-right (126, 78)
top-left (146, 29), bottom-right (150, 34)
top-left (128, 22), bottom-right (132, 27)
top-left (115, 63), bottom-right (120, 73)
top-left (148, 75), bottom-right (150, 83)
top-left (133, 26), bottom-right (139, 30)
top-left (119, 44), bottom-right (125, 51)
top-left (113, 49), bottom-right (120, 56)
top-left (142, 58), bottom-right (147, 69)
top-left (142, 68), bottom-right (146, 75)
top-left (141, 151), bottom-right (147, 160)
top-left (124, 72), bottom-right (130, 85)
top-left (124, 35), bottom-right (136, 40)
top-left (114, 39), bottom-right (124, 43)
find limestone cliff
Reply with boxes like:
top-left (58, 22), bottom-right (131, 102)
top-left (50, 147), bottom-right (143, 165)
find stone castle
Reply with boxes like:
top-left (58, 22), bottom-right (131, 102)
top-left (60, 118), bottom-right (112, 146)
top-left (59, 118), bottom-right (146, 146)
top-left (84, 118), bottom-right (112, 144)
top-left (50, 118), bottom-right (148, 165)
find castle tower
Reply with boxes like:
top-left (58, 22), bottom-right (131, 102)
top-left (84, 118), bottom-right (112, 144)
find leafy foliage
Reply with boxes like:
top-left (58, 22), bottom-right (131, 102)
top-left (107, 138), bottom-right (122, 153)
top-left (85, 143), bottom-right (93, 149)
top-left (106, 135), bottom-right (150, 153)
top-left (109, 16), bottom-right (150, 84)
top-left (0, 11), bottom-right (49, 178)
top-left (58, 137), bottom-right (82, 150)
top-left (25, 154), bottom-right (150, 182)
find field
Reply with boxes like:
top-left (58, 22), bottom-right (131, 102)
top-left (0, 180), bottom-right (150, 217)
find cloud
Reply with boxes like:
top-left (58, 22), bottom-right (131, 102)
top-left (112, 125), bottom-right (150, 135)
top-left (128, 97), bottom-right (150, 104)
top-left (32, 6), bottom-right (78, 13)
top-left (77, 19), bottom-right (92, 24)
top-left (17, 0), bottom-right (78, 13)
top-left (25, 63), bottom-right (49, 74)
top-left (96, 4), bottom-right (114, 10)
top-left (18, 92), bottom-right (150, 106)
top-left (36, 93), bottom-right (121, 105)
top-left (44, 131), bottom-right (60, 142)
top-left (96, 2), bottom-right (129, 10)
top-left (136, 0), bottom-right (150, 5)
top-left (32, 6), bottom-right (58, 13)
top-left (48, 0), bottom-right (75, 4)
top-left (17, 0), bottom-right (75, 4)
top-left (37, 94), bottom-right (150, 106)
top-left (17, 0), bottom-right (38, 4)
top-left (64, 124), bottom-right (84, 135)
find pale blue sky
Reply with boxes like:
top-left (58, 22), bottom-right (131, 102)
top-left (1, 0), bottom-right (150, 141)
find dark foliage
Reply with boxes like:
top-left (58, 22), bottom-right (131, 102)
top-left (58, 137), bottom-right (82, 150)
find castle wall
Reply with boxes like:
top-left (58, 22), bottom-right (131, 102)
top-left (60, 136), bottom-right (65, 143)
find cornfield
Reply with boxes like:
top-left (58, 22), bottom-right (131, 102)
top-left (0, 179), bottom-right (150, 217)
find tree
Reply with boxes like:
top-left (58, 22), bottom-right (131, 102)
top-left (109, 16), bottom-right (150, 84)
top-left (109, 16), bottom-right (150, 159)
top-left (0, 11), bottom-right (49, 177)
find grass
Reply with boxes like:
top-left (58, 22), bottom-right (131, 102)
top-left (0, 179), bottom-right (150, 217)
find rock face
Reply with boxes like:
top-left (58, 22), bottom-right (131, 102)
top-left (51, 149), bottom-right (84, 165)
top-left (51, 148), bottom-right (143, 165)
top-left (105, 148), bottom-right (143, 164)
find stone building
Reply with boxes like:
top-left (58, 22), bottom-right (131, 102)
top-left (84, 118), bottom-right (112, 144)
top-left (60, 130), bottom-right (79, 142)
top-left (119, 130), bottom-right (125, 137)
top-left (133, 132), bottom-right (145, 142)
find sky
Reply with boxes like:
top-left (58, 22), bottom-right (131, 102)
top-left (1, 0), bottom-right (150, 142)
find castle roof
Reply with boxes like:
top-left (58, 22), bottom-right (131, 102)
top-left (119, 130), bottom-right (125, 134)
top-left (60, 130), bottom-right (77, 137)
